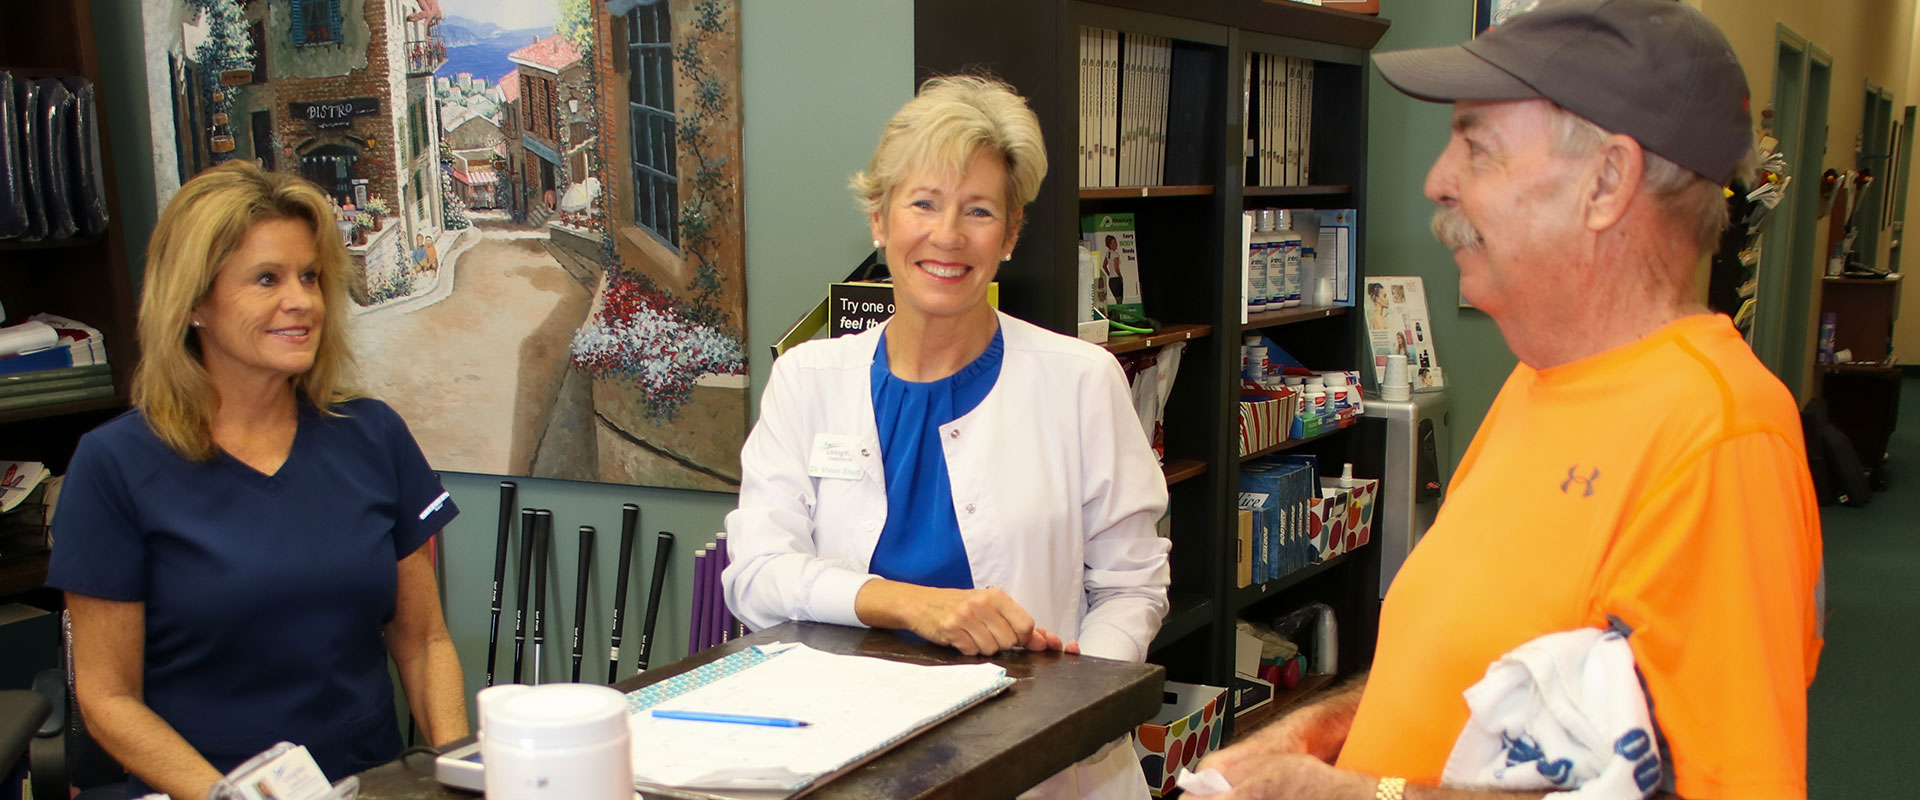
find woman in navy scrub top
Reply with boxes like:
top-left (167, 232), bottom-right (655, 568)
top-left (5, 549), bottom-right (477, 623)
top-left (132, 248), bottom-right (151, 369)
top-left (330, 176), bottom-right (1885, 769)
top-left (46, 162), bottom-right (467, 799)
top-left (722, 77), bottom-right (1171, 799)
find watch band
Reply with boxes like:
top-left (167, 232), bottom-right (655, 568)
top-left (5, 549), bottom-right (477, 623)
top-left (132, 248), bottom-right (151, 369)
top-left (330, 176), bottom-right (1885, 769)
top-left (1375, 776), bottom-right (1407, 800)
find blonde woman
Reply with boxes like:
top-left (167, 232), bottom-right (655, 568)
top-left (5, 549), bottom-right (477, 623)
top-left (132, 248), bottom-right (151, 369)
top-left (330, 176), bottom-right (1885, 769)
top-left (723, 76), bottom-right (1170, 799)
top-left (46, 162), bottom-right (467, 799)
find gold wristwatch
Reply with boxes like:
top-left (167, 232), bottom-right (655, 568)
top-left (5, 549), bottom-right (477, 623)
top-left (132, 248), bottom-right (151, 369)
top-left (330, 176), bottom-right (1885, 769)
top-left (1375, 776), bottom-right (1407, 800)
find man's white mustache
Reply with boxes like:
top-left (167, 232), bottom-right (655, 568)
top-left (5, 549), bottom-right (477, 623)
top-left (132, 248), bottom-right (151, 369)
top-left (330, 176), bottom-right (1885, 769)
top-left (1432, 206), bottom-right (1483, 251)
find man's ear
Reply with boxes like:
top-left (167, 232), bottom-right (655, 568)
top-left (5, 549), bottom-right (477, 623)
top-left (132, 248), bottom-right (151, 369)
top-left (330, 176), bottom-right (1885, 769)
top-left (1585, 134), bottom-right (1645, 233)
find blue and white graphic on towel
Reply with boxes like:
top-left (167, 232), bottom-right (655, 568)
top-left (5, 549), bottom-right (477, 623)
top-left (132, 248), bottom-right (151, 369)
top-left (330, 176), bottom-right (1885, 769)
top-left (1441, 627), bottom-right (1664, 799)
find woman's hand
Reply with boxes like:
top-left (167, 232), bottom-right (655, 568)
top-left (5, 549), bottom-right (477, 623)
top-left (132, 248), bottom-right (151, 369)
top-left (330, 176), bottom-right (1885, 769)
top-left (855, 580), bottom-right (1075, 656)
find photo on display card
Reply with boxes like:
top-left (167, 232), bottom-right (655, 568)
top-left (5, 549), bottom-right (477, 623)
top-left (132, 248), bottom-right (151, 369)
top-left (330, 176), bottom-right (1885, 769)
top-left (1474, 0), bottom-right (1542, 36)
top-left (1361, 276), bottom-right (1444, 390)
top-left (140, 0), bottom-right (748, 492)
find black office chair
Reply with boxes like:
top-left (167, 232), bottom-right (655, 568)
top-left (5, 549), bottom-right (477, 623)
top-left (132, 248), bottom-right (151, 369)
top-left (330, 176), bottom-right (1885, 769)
top-left (1, 690), bottom-right (51, 800)
top-left (27, 610), bottom-right (126, 800)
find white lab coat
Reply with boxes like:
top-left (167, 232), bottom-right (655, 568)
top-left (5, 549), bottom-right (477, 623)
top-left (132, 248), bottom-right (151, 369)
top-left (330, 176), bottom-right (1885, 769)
top-left (723, 312), bottom-right (1171, 798)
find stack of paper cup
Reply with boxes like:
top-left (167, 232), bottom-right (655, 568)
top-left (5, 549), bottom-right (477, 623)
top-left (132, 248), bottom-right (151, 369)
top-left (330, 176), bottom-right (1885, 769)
top-left (1380, 354), bottom-right (1412, 401)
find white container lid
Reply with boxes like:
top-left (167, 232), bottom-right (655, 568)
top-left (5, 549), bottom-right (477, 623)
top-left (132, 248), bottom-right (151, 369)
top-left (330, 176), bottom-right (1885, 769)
top-left (480, 684), bottom-right (629, 748)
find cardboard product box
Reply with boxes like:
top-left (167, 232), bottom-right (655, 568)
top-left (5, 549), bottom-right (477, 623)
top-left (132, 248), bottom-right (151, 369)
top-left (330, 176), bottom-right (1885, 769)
top-left (827, 281), bottom-right (999, 338)
top-left (1134, 682), bottom-right (1228, 797)
top-left (1236, 509), bottom-right (1254, 588)
top-left (1229, 673), bottom-right (1276, 719)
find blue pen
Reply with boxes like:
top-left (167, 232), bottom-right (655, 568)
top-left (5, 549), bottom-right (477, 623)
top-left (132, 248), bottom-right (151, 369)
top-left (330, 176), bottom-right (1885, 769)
top-left (651, 710), bottom-right (811, 728)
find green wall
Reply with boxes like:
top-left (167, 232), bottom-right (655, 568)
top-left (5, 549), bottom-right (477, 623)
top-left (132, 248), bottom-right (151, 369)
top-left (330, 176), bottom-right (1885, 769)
top-left (90, 0), bottom-right (913, 712)
top-left (1367, 0), bottom-right (1518, 470)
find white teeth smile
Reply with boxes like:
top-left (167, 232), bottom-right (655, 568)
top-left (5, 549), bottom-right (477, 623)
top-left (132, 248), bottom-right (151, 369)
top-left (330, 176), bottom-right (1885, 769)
top-left (270, 328), bottom-right (309, 336)
top-left (921, 262), bottom-right (967, 278)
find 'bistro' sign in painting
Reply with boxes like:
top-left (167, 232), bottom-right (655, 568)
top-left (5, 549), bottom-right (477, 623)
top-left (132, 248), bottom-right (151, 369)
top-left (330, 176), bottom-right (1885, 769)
top-left (290, 97), bottom-right (379, 129)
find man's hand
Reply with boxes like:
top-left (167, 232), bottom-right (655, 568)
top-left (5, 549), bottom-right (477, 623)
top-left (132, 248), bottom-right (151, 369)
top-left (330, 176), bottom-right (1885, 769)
top-left (1202, 675), bottom-right (1367, 776)
top-left (1208, 752), bottom-right (1374, 800)
top-left (856, 581), bottom-right (1069, 656)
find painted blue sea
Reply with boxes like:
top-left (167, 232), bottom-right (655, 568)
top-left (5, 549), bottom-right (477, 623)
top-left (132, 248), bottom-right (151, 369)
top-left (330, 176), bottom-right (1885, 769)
top-left (438, 27), bottom-right (550, 87)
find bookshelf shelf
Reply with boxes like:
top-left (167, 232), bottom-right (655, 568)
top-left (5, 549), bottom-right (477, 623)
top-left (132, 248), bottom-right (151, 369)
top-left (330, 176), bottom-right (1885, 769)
top-left (1230, 672), bottom-right (1337, 740)
top-left (1103, 322), bottom-right (1211, 354)
top-left (0, 235), bottom-right (109, 252)
top-left (1231, 546), bottom-right (1363, 612)
top-left (0, 394), bottom-right (121, 426)
top-left (1238, 423), bottom-right (1348, 462)
top-left (1163, 458), bottom-right (1207, 486)
top-left (1818, 360), bottom-right (1899, 374)
top-left (1243, 184), bottom-right (1351, 197)
top-left (1080, 185), bottom-right (1217, 199)
top-left (1149, 592), bottom-right (1215, 653)
top-left (917, 0), bottom-right (1385, 688)
top-left (1244, 304), bottom-right (1348, 330)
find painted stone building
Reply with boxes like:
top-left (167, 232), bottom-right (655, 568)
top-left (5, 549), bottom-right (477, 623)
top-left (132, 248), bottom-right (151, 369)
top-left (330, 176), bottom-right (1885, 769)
top-left (508, 34), bottom-right (592, 218)
top-left (148, 0), bottom-right (447, 304)
top-left (571, 0), bottom-right (748, 491)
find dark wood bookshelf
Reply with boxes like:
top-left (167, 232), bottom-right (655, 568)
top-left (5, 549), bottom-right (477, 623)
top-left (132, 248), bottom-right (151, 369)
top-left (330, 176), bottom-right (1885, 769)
top-left (1080, 184), bottom-right (1217, 199)
top-left (1244, 304), bottom-right (1348, 330)
top-left (1, 0), bottom-right (138, 607)
top-left (917, 0), bottom-right (1387, 687)
top-left (1243, 184), bottom-right (1351, 197)
top-left (1103, 322), bottom-right (1211, 354)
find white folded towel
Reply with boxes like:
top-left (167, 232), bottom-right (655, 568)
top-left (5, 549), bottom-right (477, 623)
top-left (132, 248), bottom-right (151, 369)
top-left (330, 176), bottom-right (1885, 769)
top-left (1441, 626), bottom-right (1664, 799)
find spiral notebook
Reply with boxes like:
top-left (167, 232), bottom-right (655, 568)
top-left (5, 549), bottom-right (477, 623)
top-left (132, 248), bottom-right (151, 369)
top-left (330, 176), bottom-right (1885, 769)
top-left (625, 642), bottom-right (1014, 800)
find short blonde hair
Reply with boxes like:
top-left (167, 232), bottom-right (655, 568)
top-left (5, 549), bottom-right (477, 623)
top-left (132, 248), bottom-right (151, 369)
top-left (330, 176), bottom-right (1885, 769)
top-left (1547, 104), bottom-right (1739, 254)
top-left (850, 75), bottom-right (1048, 220)
top-left (134, 162), bottom-right (358, 461)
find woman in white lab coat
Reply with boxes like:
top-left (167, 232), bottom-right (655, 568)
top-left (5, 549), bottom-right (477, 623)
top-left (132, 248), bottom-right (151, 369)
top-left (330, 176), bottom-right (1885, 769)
top-left (721, 76), bottom-right (1171, 799)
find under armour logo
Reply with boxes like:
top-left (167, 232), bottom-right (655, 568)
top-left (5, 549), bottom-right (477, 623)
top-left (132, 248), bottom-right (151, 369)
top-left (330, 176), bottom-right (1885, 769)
top-left (1562, 466), bottom-right (1600, 497)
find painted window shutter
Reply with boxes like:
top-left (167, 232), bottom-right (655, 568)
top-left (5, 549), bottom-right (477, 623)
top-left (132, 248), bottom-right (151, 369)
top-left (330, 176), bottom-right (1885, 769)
top-left (327, 0), bottom-right (342, 43)
top-left (291, 0), bottom-right (307, 46)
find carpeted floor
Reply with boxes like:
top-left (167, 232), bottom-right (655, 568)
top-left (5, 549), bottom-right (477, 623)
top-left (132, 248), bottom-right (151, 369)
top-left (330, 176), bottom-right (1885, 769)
top-left (1807, 377), bottom-right (1916, 799)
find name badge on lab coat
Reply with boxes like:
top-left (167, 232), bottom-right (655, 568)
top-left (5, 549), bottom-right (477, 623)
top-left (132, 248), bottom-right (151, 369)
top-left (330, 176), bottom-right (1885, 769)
top-left (808, 434), bottom-right (865, 480)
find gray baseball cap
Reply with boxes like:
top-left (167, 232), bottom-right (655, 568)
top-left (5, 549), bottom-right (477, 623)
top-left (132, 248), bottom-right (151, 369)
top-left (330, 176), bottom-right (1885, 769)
top-left (1373, 0), bottom-right (1751, 186)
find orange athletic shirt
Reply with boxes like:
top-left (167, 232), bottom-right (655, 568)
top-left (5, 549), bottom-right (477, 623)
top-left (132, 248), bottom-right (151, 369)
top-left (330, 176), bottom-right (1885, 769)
top-left (1336, 314), bottom-right (1823, 799)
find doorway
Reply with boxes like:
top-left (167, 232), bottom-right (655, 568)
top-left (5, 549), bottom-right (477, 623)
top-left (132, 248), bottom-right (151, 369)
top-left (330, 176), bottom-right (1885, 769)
top-left (1777, 46), bottom-right (1831, 400)
top-left (1889, 106), bottom-right (1915, 274)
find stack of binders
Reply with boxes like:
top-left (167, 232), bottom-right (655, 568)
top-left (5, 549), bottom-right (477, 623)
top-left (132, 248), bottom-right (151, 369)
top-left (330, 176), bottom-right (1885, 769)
top-left (1, 71), bottom-right (110, 241)
top-left (0, 314), bottom-right (110, 413)
top-left (1244, 53), bottom-right (1316, 187)
top-left (1238, 455), bottom-right (1320, 585)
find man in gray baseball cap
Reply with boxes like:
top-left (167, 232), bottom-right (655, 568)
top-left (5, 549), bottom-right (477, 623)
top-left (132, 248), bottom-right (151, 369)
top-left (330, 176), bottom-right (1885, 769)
top-left (1197, 2), bottom-right (1823, 799)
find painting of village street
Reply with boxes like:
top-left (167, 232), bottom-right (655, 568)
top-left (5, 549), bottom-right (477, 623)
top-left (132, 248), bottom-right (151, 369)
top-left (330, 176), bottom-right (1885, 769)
top-left (143, 0), bottom-right (748, 491)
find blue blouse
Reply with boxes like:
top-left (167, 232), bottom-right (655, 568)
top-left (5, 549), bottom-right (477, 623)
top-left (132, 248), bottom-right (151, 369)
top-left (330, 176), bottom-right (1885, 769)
top-left (46, 398), bottom-right (459, 793)
top-left (868, 326), bottom-right (1005, 589)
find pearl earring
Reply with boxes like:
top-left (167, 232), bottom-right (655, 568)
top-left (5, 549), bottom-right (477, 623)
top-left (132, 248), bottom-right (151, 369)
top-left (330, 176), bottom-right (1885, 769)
top-left (872, 240), bottom-right (882, 249)
top-left (1002, 254), bottom-right (1012, 262)
top-left (191, 320), bottom-right (204, 328)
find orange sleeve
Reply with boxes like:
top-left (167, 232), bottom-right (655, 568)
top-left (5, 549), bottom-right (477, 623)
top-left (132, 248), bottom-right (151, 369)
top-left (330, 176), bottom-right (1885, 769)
top-left (1587, 430), bottom-right (1822, 800)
